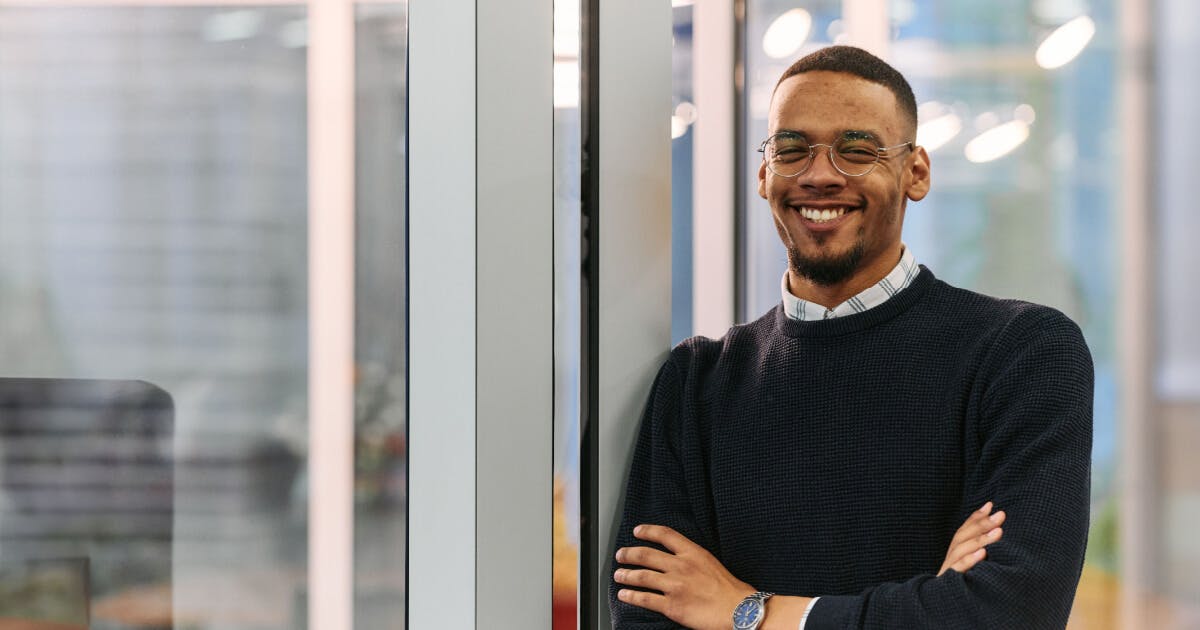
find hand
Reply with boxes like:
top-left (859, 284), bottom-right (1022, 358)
top-left (939, 501), bottom-right (1006, 576)
top-left (614, 524), bottom-right (755, 630)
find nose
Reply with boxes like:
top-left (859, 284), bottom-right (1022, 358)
top-left (798, 145), bottom-right (847, 194)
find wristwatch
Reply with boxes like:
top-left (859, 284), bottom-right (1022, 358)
top-left (731, 590), bottom-right (774, 630)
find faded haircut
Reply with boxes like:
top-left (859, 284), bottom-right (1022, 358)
top-left (776, 45), bottom-right (918, 135)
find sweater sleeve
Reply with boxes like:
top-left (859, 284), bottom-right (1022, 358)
top-left (609, 354), bottom-right (718, 629)
top-left (805, 308), bottom-right (1094, 630)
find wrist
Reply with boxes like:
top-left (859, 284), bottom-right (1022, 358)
top-left (758, 595), bottom-right (813, 630)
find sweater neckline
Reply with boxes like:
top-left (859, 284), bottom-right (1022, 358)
top-left (774, 266), bottom-right (936, 338)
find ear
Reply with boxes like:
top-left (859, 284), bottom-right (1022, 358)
top-left (904, 145), bottom-right (931, 202)
top-left (757, 159), bottom-right (768, 199)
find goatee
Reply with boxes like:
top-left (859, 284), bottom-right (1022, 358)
top-left (789, 240), bottom-right (866, 286)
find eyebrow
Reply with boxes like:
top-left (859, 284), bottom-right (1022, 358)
top-left (774, 128), bottom-right (886, 142)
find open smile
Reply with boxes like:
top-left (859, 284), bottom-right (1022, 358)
top-left (788, 204), bottom-right (860, 231)
top-left (799, 206), bottom-right (850, 223)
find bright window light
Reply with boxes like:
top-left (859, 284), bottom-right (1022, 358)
top-left (1036, 15), bottom-right (1096, 69)
top-left (554, 0), bottom-right (580, 58)
top-left (554, 61), bottom-right (579, 109)
top-left (762, 9), bottom-right (812, 59)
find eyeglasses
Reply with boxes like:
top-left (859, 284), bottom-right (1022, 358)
top-left (757, 132), bottom-right (914, 177)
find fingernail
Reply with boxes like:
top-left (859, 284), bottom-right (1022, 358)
top-left (979, 501), bottom-right (992, 513)
top-left (618, 589), bottom-right (630, 601)
top-left (990, 510), bottom-right (1004, 523)
top-left (988, 527), bottom-right (1001, 539)
top-left (614, 569), bottom-right (626, 581)
top-left (615, 548), bottom-right (623, 561)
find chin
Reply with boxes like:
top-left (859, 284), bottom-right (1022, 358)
top-left (789, 242), bottom-right (865, 287)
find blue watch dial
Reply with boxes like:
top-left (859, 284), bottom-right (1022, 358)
top-left (732, 599), bottom-right (762, 627)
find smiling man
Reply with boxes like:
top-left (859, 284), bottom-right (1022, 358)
top-left (610, 46), bottom-right (1093, 630)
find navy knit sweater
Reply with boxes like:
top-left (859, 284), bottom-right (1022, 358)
top-left (610, 267), bottom-right (1093, 629)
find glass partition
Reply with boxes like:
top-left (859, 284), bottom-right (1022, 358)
top-left (740, 0), bottom-right (843, 317)
top-left (0, 5), bottom-right (408, 628)
top-left (353, 5), bottom-right (407, 627)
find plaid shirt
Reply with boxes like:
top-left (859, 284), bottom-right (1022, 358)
top-left (781, 246), bottom-right (920, 321)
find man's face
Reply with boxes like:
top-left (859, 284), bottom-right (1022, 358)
top-left (758, 71), bottom-right (930, 289)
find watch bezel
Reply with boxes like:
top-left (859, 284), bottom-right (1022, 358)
top-left (731, 592), bottom-right (769, 630)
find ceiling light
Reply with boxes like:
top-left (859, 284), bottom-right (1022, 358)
top-left (917, 114), bottom-right (963, 153)
top-left (964, 120), bottom-right (1030, 163)
top-left (1035, 15), bottom-right (1096, 69)
top-left (762, 9), bottom-right (812, 59)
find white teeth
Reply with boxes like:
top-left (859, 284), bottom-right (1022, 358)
top-left (799, 207), bottom-right (848, 223)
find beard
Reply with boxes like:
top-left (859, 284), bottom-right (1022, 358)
top-left (788, 234), bottom-right (866, 287)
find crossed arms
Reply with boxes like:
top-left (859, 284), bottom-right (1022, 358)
top-left (613, 503), bottom-right (1006, 630)
top-left (609, 308), bottom-right (1094, 629)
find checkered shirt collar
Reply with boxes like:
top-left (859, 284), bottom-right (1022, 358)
top-left (781, 246), bottom-right (920, 322)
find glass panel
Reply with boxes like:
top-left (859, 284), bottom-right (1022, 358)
top-left (671, 3), bottom-right (695, 345)
top-left (0, 7), bottom-right (308, 628)
top-left (741, 0), bottom-right (843, 318)
top-left (553, 0), bottom-right (582, 627)
top-left (889, 7), bottom-right (1121, 620)
top-left (1155, 0), bottom-right (1200, 623)
top-left (353, 5), bottom-right (407, 628)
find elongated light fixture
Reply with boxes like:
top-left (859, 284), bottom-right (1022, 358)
top-left (964, 120), bottom-right (1030, 163)
top-left (917, 114), bottom-right (962, 153)
top-left (762, 9), bottom-right (812, 59)
top-left (1035, 15), bottom-right (1096, 69)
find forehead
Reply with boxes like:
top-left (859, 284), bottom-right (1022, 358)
top-left (769, 71), bottom-right (906, 141)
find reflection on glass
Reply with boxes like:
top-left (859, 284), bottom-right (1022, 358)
top-left (0, 7), bottom-right (309, 628)
top-left (0, 380), bottom-right (171, 628)
top-left (553, 0), bottom-right (582, 627)
top-left (353, 4), bottom-right (408, 628)
top-left (1155, 0), bottom-right (1200, 625)
top-left (672, 5), bottom-right (695, 344)
top-left (741, 0), bottom-right (843, 318)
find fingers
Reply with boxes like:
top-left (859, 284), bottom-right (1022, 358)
top-left (939, 503), bottom-right (1007, 576)
top-left (616, 544), bottom-right (676, 572)
top-left (951, 504), bottom-right (1006, 545)
top-left (616, 586), bottom-right (667, 614)
top-left (948, 547), bottom-right (987, 574)
top-left (614, 567), bottom-right (671, 593)
top-left (632, 524), bottom-right (698, 554)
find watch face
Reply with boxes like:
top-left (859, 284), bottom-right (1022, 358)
top-left (732, 598), bottom-right (763, 629)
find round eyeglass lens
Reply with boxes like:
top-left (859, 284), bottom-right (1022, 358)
top-left (765, 135), bottom-right (884, 177)
top-left (832, 137), bottom-right (883, 175)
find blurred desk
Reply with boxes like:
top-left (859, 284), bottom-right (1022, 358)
top-left (0, 620), bottom-right (85, 630)
top-left (92, 583), bottom-right (171, 629)
top-left (93, 569), bottom-right (305, 629)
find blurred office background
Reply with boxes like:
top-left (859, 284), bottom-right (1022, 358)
top-left (0, 0), bottom-right (1195, 628)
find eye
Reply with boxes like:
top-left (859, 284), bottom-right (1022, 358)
top-left (771, 139), bottom-right (811, 162)
top-left (837, 139), bottom-right (881, 163)
top-left (773, 146), bottom-right (809, 162)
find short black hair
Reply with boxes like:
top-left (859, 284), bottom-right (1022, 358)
top-left (776, 45), bottom-right (918, 135)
